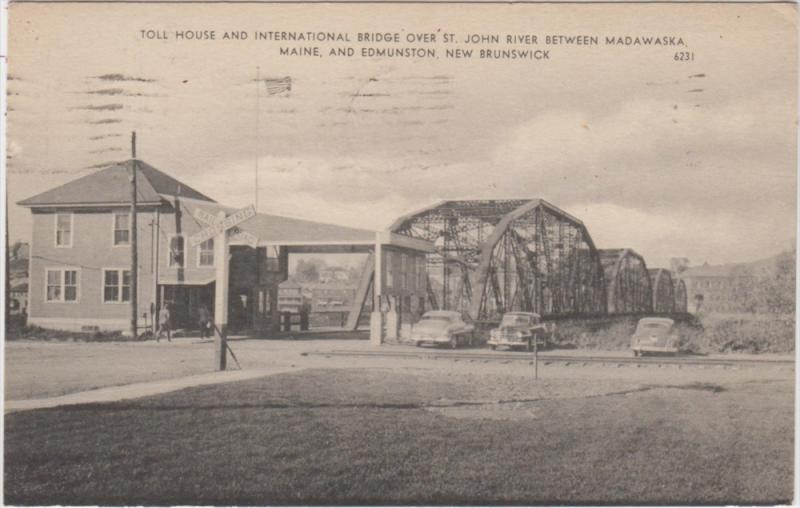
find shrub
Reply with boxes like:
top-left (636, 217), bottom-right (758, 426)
top-left (549, 316), bottom-right (639, 350)
top-left (680, 315), bottom-right (794, 354)
top-left (6, 317), bottom-right (140, 342)
top-left (545, 313), bottom-right (793, 354)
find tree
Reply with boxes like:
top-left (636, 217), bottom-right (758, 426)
top-left (764, 249), bottom-right (795, 315)
top-left (9, 241), bottom-right (24, 260)
top-left (730, 265), bottom-right (760, 314)
top-left (295, 259), bottom-right (321, 283)
top-left (670, 257), bottom-right (690, 276)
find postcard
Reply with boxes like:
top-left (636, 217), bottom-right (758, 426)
top-left (3, 1), bottom-right (796, 505)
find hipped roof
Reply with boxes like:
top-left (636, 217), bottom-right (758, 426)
top-left (18, 160), bottom-right (215, 207)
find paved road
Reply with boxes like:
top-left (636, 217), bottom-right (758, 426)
top-left (5, 368), bottom-right (296, 413)
top-left (6, 338), bottom-right (793, 409)
top-left (5, 337), bottom-right (374, 400)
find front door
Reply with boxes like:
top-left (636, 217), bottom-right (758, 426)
top-left (228, 288), bottom-right (252, 332)
top-left (160, 283), bottom-right (214, 331)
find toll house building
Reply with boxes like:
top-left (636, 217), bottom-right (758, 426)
top-left (19, 160), bottom-right (433, 340)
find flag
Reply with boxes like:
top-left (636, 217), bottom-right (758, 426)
top-left (262, 76), bottom-right (292, 95)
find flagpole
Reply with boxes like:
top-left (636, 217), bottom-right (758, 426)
top-left (254, 67), bottom-right (261, 332)
top-left (130, 132), bottom-right (139, 340)
top-left (255, 66), bottom-right (260, 213)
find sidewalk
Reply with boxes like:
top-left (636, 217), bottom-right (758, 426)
top-left (5, 367), bottom-right (295, 414)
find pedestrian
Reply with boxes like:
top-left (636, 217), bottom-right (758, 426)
top-left (156, 303), bottom-right (171, 342)
top-left (198, 304), bottom-right (211, 339)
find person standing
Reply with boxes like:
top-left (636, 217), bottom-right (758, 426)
top-left (156, 303), bottom-right (171, 342)
top-left (198, 304), bottom-right (211, 339)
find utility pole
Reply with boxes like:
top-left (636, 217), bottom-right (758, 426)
top-left (213, 211), bottom-right (229, 370)
top-left (130, 132), bottom-right (139, 339)
top-left (254, 66), bottom-right (261, 331)
top-left (5, 199), bottom-right (10, 327)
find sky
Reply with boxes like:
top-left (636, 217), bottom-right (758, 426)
top-left (6, 2), bottom-right (797, 269)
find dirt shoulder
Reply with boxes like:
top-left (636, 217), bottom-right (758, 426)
top-left (6, 337), bottom-right (793, 401)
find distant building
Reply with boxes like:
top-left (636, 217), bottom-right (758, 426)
top-left (8, 257), bottom-right (28, 278)
top-left (306, 283), bottom-right (356, 312)
top-left (277, 280), bottom-right (306, 314)
top-left (277, 280), bottom-right (357, 315)
top-left (319, 267), bottom-right (349, 284)
top-left (680, 255), bottom-right (781, 314)
top-left (9, 281), bottom-right (28, 315)
top-left (8, 241), bottom-right (30, 316)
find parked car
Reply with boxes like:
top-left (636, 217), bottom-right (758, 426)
top-left (631, 317), bottom-right (679, 356)
top-left (411, 310), bottom-right (475, 349)
top-left (488, 312), bottom-right (551, 351)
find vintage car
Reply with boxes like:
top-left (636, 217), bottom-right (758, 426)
top-left (631, 317), bottom-right (680, 356)
top-left (487, 312), bottom-right (551, 351)
top-left (411, 310), bottom-right (476, 348)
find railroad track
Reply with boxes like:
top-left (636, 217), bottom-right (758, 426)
top-left (303, 349), bottom-right (795, 368)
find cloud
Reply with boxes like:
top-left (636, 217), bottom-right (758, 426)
top-left (491, 92), bottom-right (795, 216)
top-left (181, 82), bottom-right (795, 268)
top-left (579, 202), bottom-right (795, 268)
top-left (190, 153), bottom-right (478, 230)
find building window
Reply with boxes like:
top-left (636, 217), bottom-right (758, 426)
top-left (264, 247), bottom-right (281, 273)
top-left (113, 212), bottom-right (130, 246)
top-left (169, 235), bottom-right (185, 267)
top-left (103, 269), bottom-right (131, 303)
top-left (401, 253), bottom-right (408, 289)
top-left (408, 255), bottom-right (417, 291)
top-left (198, 239), bottom-right (214, 267)
top-left (46, 268), bottom-right (78, 302)
top-left (385, 252), bottom-right (393, 288)
top-left (55, 213), bottom-right (72, 247)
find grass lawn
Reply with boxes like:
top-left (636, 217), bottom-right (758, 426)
top-left (5, 368), bottom-right (793, 505)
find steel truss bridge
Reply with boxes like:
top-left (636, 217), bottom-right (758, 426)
top-left (673, 278), bottom-right (688, 313)
top-left (599, 248), bottom-right (653, 314)
top-left (390, 199), bottom-right (607, 321)
top-left (649, 268), bottom-right (676, 313)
